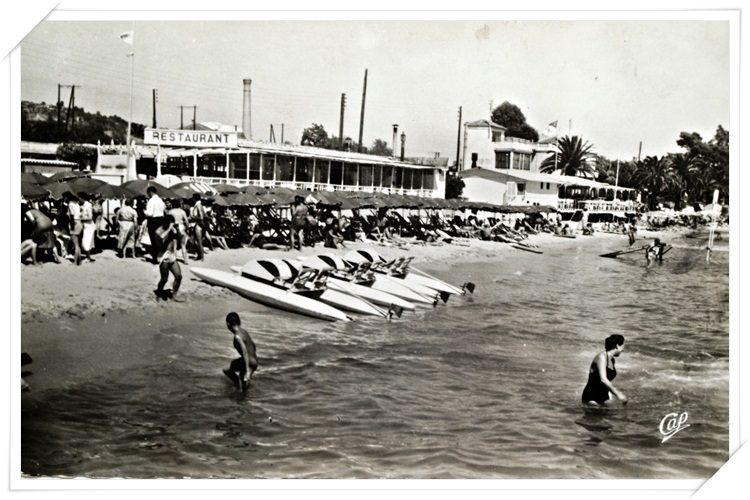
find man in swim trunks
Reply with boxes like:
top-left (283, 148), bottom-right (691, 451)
top-left (224, 312), bottom-right (258, 391)
top-left (582, 334), bottom-right (627, 405)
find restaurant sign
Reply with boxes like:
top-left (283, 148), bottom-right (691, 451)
top-left (144, 128), bottom-right (238, 148)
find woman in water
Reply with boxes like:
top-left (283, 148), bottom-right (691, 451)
top-left (581, 334), bottom-right (628, 406)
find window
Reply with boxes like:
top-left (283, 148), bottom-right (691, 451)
top-left (382, 166), bottom-right (393, 188)
top-left (197, 154), bottom-right (226, 178)
top-left (314, 159), bottom-right (329, 184)
top-left (248, 153), bottom-right (261, 180)
top-left (393, 167), bottom-right (403, 188)
top-left (512, 153), bottom-right (531, 171)
top-left (275, 155), bottom-right (294, 182)
top-left (295, 156), bottom-right (313, 183)
top-left (330, 161), bottom-right (343, 185)
top-left (343, 163), bottom-right (358, 186)
top-left (540, 182), bottom-right (544, 190)
top-left (372, 165), bottom-right (382, 187)
top-left (411, 169), bottom-right (423, 190)
top-left (517, 183), bottom-right (526, 195)
top-left (495, 151), bottom-right (510, 169)
top-left (546, 183), bottom-right (550, 190)
top-left (229, 153), bottom-right (247, 180)
top-left (358, 164), bottom-right (374, 186)
top-left (261, 154), bottom-right (275, 181)
top-left (423, 170), bottom-right (435, 190)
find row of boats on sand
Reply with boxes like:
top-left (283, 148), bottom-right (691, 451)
top-left (189, 249), bottom-right (476, 321)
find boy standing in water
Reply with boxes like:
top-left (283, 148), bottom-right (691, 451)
top-left (224, 312), bottom-right (258, 391)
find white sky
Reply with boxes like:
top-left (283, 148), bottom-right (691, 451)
top-left (20, 15), bottom-right (730, 162)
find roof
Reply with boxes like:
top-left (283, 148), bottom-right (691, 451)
top-left (460, 167), bottom-right (566, 185)
top-left (465, 119), bottom-right (507, 130)
top-left (459, 167), bottom-right (635, 190)
top-left (126, 140), bottom-right (446, 170)
top-left (21, 158), bottom-right (80, 167)
top-left (21, 141), bottom-right (60, 155)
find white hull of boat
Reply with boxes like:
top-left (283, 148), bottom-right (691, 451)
top-left (325, 278), bottom-right (415, 312)
top-left (189, 267), bottom-right (350, 322)
top-left (372, 274), bottom-right (436, 305)
top-left (401, 271), bottom-right (465, 295)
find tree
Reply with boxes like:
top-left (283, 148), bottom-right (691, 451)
top-left (300, 123), bottom-right (331, 148)
top-left (445, 174), bottom-right (465, 199)
top-left (675, 125), bottom-right (729, 204)
top-left (369, 138), bottom-right (392, 157)
top-left (631, 155), bottom-right (679, 210)
top-left (539, 135), bottom-right (596, 177)
top-left (56, 143), bottom-right (97, 170)
top-left (491, 101), bottom-right (539, 142)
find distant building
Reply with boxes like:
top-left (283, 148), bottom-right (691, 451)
top-left (21, 141), bottom-right (80, 175)
top-left (457, 118), bottom-right (639, 220)
top-left (95, 126), bottom-right (449, 199)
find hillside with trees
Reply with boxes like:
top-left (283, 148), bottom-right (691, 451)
top-left (21, 100), bottom-right (145, 145)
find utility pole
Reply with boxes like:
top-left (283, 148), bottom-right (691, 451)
top-left (270, 124), bottom-right (276, 143)
top-left (63, 85), bottom-right (76, 142)
top-left (281, 123), bottom-right (285, 143)
top-left (338, 93), bottom-right (346, 150)
top-left (179, 106), bottom-right (184, 130)
top-left (152, 89), bottom-right (158, 128)
top-left (57, 84), bottom-right (62, 142)
top-left (358, 68), bottom-right (368, 152)
top-left (455, 106), bottom-right (462, 171)
top-left (638, 141), bottom-right (643, 162)
top-left (192, 106), bottom-right (197, 130)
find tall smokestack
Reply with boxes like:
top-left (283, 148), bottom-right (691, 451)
top-left (392, 124), bottom-right (398, 157)
top-left (400, 132), bottom-right (406, 161)
top-left (242, 79), bottom-right (252, 140)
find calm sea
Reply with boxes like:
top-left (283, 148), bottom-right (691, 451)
top-left (21, 233), bottom-right (729, 479)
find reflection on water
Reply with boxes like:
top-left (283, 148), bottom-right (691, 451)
top-left (21, 234), bottom-right (729, 479)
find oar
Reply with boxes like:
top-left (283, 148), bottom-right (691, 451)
top-left (599, 245), bottom-right (648, 258)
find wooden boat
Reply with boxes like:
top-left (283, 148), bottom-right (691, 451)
top-left (189, 265), bottom-right (351, 322)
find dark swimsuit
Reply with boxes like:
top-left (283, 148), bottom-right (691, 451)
top-left (581, 358), bottom-right (616, 404)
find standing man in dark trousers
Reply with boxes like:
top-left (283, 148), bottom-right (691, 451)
top-left (145, 186), bottom-right (166, 264)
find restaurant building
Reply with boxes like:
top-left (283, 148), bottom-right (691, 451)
top-left (95, 127), bottom-right (448, 199)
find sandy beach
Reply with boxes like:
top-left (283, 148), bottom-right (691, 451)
top-left (18, 227), bottom-right (685, 393)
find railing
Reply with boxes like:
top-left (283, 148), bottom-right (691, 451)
top-left (188, 176), bottom-right (440, 198)
top-left (557, 199), bottom-right (636, 212)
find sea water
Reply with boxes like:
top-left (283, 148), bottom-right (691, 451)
top-left (20, 234), bottom-right (729, 479)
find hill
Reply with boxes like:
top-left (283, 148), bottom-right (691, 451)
top-left (21, 101), bottom-right (145, 145)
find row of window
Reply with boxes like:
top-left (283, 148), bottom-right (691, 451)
top-left (495, 151), bottom-right (532, 170)
top-left (161, 152), bottom-right (437, 190)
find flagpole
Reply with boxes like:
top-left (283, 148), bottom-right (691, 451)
top-left (554, 120), bottom-right (559, 172)
top-left (125, 25), bottom-right (135, 182)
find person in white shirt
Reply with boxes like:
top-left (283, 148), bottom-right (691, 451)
top-left (66, 193), bottom-right (82, 266)
top-left (145, 186), bottom-right (166, 264)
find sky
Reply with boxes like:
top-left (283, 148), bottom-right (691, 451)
top-left (19, 16), bottom-right (730, 162)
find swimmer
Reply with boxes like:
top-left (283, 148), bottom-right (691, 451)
top-left (581, 334), bottom-right (627, 406)
top-left (646, 237), bottom-right (666, 266)
top-left (223, 312), bottom-right (258, 391)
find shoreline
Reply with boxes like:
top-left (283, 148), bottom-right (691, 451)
top-left (20, 227), bottom-right (696, 324)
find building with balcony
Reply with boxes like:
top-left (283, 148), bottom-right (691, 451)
top-left (457, 119), bottom-right (639, 221)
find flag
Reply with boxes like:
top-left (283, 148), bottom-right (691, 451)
top-left (119, 31), bottom-right (133, 45)
top-left (539, 120), bottom-right (558, 143)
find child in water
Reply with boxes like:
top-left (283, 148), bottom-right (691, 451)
top-left (223, 312), bottom-right (258, 391)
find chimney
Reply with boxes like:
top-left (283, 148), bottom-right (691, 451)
top-left (242, 79), bottom-right (252, 140)
top-left (400, 132), bottom-right (406, 161)
top-left (392, 124), bottom-right (399, 156)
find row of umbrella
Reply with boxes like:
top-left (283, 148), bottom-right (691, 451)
top-left (21, 174), bottom-right (557, 214)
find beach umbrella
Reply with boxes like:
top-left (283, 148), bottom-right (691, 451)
top-left (244, 185), bottom-right (269, 195)
top-left (94, 183), bottom-right (132, 199)
top-left (121, 179), bottom-right (175, 198)
top-left (47, 170), bottom-right (89, 182)
top-left (210, 194), bottom-right (231, 207)
top-left (21, 172), bottom-right (52, 185)
top-left (68, 177), bottom-right (107, 196)
top-left (21, 181), bottom-right (50, 200)
top-left (45, 181), bottom-right (77, 200)
top-left (212, 182), bottom-right (243, 194)
top-left (169, 181), bottom-right (219, 200)
top-left (226, 193), bottom-right (269, 207)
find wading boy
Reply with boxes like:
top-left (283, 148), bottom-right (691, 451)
top-left (223, 312), bottom-right (258, 391)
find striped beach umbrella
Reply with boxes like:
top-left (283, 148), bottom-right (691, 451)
top-left (170, 181), bottom-right (219, 200)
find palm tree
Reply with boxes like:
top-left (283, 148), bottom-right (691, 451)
top-left (632, 155), bottom-right (680, 210)
top-left (540, 135), bottom-right (596, 177)
top-left (667, 152), bottom-right (695, 210)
